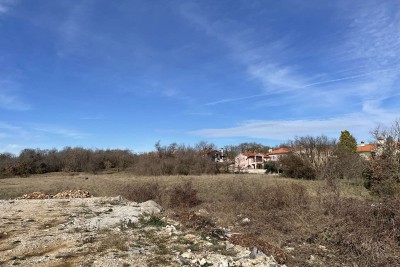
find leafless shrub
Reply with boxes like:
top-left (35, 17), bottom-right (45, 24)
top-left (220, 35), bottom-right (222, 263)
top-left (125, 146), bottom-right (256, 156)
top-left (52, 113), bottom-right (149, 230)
top-left (283, 135), bottom-right (337, 176)
top-left (314, 198), bottom-right (400, 266)
top-left (125, 142), bottom-right (220, 176)
top-left (368, 119), bottom-right (400, 197)
top-left (168, 181), bottom-right (202, 208)
top-left (279, 154), bottom-right (316, 179)
top-left (119, 180), bottom-right (162, 203)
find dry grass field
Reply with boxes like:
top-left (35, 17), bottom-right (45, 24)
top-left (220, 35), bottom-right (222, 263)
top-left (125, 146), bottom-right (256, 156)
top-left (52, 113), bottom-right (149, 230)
top-left (1, 172), bottom-right (399, 266)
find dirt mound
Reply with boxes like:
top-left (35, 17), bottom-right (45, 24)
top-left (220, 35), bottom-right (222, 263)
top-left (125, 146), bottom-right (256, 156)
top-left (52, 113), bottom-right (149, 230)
top-left (17, 190), bottom-right (91, 199)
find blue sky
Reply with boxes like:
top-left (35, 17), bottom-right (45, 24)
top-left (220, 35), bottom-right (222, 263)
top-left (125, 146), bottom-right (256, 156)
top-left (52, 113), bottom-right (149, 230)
top-left (1, 0), bottom-right (400, 154)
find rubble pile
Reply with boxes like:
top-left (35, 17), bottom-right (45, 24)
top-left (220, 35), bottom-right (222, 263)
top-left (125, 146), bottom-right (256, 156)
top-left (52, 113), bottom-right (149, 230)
top-left (17, 192), bottom-right (53, 199)
top-left (17, 190), bottom-right (91, 200)
top-left (53, 189), bottom-right (91, 199)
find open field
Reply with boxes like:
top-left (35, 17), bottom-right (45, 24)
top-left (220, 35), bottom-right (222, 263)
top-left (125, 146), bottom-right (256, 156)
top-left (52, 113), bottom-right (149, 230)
top-left (1, 172), bottom-right (399, 266)
top-left (0, 172), bottom-right (370, 201)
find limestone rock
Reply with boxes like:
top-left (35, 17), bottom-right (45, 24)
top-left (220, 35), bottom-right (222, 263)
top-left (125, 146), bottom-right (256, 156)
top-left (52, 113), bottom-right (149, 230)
top-left (139, 200), bottom-right (163, 213)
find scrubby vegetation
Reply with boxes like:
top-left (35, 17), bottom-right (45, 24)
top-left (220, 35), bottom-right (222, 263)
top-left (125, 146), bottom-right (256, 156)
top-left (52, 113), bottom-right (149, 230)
top-left (0, 142), bottom-right (223, 178)
top-left (276, 120), bottom-right (400, 199)
top-left (1, 173), bottom-right (398, 266)
top-left (0, 141), bottom-right (276, 178)
top-left (1, 120), bottom-right (400, 265)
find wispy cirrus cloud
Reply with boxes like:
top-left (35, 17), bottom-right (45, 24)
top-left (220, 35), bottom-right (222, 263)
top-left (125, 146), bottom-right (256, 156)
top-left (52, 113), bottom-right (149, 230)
top-left (179, 2), bottom-right (309, 95)
top-left (0, 78), bottom-right (30, 111)
top-left (182, 1), bottom-right (400, 111)
top-left (185, 1), bottom-right (400, 141)
top-left (0, 93), bottom-right (30, 111)
top-left (205, 93), bottom-right (267, 106)
top-left (0, 0), bottom-right (17, 14)
top-left (57, 1), bottom-right (94, 57)
top-left (0, 122), bottom-right (88, 140)
top-left (342, 1), bottom-right (400, 67)
top-left (192, 111), bottom-right (398, 142)
top-left (0, 122), bottom-right (28, 136)
top-left (32, 125), bottom-right (88, 139)
top-left (0, 122), bottom-right (30, 153)
top-left (0, 121), bottom-right (89, 153)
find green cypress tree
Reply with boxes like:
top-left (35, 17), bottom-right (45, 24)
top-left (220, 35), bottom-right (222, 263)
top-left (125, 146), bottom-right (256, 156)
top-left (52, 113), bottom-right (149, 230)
top-left (338, 130), bottom-right (357, 153)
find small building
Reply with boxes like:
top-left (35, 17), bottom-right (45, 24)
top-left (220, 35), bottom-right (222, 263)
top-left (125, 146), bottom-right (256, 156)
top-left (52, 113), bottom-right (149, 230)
top-left (200, 148), bottom-right (226, 162)
top-left (356, 141), bottom-right (376, 160)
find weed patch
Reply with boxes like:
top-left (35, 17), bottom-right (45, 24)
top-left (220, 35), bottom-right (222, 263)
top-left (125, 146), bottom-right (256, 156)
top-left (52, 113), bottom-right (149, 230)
top-left (119, 180), bottom-right (162, 203)
top-left (140, 215), bottom-right (167, 228)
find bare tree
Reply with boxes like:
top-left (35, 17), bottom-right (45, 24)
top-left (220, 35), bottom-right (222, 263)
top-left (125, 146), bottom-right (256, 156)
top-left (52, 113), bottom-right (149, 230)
top-left (285, 135), bottom-right (337, 176)
top-left (195, 141), bottom-right (217, 152)
top-left (368, 118), bottom-right (400, 197)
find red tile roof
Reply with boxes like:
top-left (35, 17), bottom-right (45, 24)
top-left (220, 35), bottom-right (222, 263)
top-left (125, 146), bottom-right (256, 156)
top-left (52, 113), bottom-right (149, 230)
top-left (356, 144), bottom-right (376, 153)
top-left (269, 147), bottom-right (291, 155)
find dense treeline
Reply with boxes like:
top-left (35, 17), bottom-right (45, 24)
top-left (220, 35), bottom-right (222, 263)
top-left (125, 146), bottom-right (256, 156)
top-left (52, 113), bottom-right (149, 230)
top-left (0, 141), bottom-right (234, 177)
top-left (0, 141), bottom-right (273, 178)
top-left (0, 148), bottom-right (135, 177)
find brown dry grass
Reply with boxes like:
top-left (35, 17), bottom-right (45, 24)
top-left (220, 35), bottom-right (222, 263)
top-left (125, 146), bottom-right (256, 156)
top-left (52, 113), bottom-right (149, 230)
top-left (0, 172), bottom-right (399, 266)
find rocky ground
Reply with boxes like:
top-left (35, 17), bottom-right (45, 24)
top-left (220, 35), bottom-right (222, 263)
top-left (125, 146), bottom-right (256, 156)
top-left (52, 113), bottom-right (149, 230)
top-left (0, 191), bottom-right (285, 267)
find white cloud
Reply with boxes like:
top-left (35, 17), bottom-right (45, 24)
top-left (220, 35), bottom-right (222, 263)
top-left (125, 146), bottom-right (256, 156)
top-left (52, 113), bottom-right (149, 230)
top-left (205, 93), bottom-right (267, 106)
top-left (247, 64), bottom-right (306, 91)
